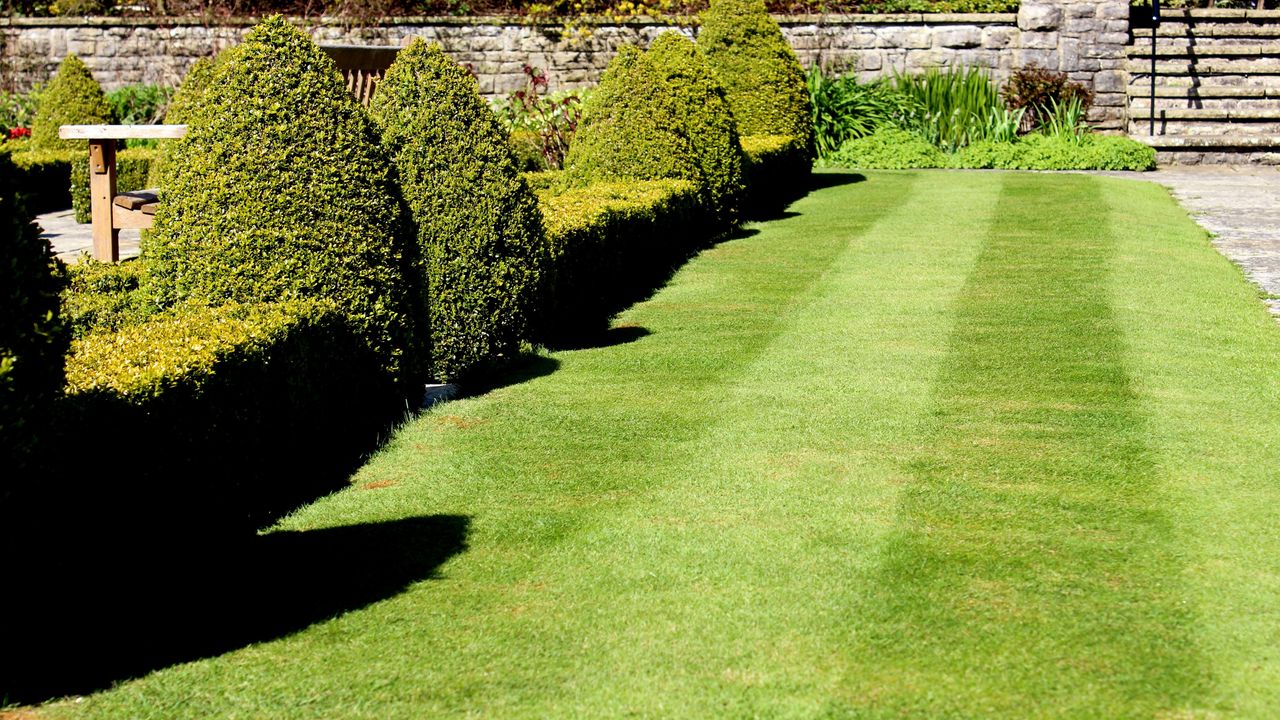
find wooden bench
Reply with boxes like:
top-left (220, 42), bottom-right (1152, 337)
top-left (60, 44), bottom-right (401, 262)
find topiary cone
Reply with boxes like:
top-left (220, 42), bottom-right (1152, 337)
top-left (368, 39), bottom-right (551, 383)
top-left (29, 54), bottom-right (115, 151)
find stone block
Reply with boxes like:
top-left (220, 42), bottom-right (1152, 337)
top-left (1021, 31), bottom-right (1060, 49)
top-left (982, 26), bottom-right (1017, 49)
top-left (1096, 32), bottom-right (1129, 45)
top-left (936, 27), bottom-right (981, 49)
top-left (1098, 2), bottom-right (1130, 19)
top-left (879, 28), bottom-right (931, 50)
top-left (1091, 69), bottom-right (1125, 92)
top-left (1018, 3), bottom-right (1062, 31)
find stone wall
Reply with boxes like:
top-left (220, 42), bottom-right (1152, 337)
top-left (0, 7), bottom-right (1130, 130)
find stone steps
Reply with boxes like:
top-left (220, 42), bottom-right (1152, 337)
top-left (1126, 85), bottom-right (1280, 98)
top-left (1130, 133), bottom-right (1280, 164)
top-left (1126, 43), bottom-right (1280, 57)
top-left (1133, 25), bottom-right (1280, 39)
top-left (1125, 59), bottom-right (1280, 74)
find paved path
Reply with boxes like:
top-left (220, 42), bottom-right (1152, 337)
top-left (37, 208), bottom-right (141, 265)
top-left (1093, 165), bottom-right (1280, 317)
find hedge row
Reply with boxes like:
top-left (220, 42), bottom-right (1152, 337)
top-left (8, 149), bottom-right (74, 214)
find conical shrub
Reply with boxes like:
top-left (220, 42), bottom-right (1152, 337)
top-left (147, 53), bottom-right (224, 187)
top-left (697, 0), bottom-right (813, 158)
top-left (643, 31), bottom-right (745, 228)
top-left (563, 45), bottom-right (701, 190)
top-left (369, 40), bottom-right (550, 383)
top-left (30, 54), bottom-right (115, 151)
top-left (145, 16), bottom-right (418, 382)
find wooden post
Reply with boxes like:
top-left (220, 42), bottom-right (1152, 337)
top-left (88, 138), bottom-right (119, 262)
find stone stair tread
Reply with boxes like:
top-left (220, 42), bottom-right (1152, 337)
top-left (1126, 44), bottom-right (1280, 58)
top-left (1134, 25), bottom-right (1280, 39)
top-left (1126, 85), bottom-right (1280, 98)
top-left (1126, 60), bottom-right (1280, 74)
top-left (1155, 8), bottom-right (1280, 20)
top-left (1131, 134), bottom-right (1280, 148)
top-left (1143, 108), bottom-right (1280, 120)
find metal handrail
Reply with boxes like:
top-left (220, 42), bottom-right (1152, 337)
top-left (1151, 0), bottom-right (1162, 135)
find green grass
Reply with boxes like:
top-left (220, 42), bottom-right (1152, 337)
top-left (36, 171), bottom-right (1280, 718)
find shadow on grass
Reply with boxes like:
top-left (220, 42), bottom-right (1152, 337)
top-left (460, 351), bottom-right (561, 399)
top-left (808, 171), bottom-right (868, 191)
top-left (0, 514), bottom-right (469, 705)
top-left (548, 324), bottom-right (652, 351)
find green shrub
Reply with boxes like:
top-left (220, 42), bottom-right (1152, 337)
top-left (147, 55), bottom-right (222, 188)
top-left (698, 0), bottom-right (813, 158)
top-left (60, 299), bottom-right (397, 537)
top-left (807, 68), bottom-right (916, 158)
top-left (368, 39), bottom-right (550, 383)
top-left (643, 31), bottom-right (746, 229)
top-left (740, 133), bottom-right (810, 215)
top-left (105, 83), bottom-right (174, 126)
top-left (538, 177), bottom-right (704, 340)
top-left (1001, 65), bottom-right (1094, 133)
top-left (563, 46), bottom-right (702, 191)
top-left (61, 258), bottom-right (159, 338)
top-left (145, 16), bottom-right (418, 384)
top-left (977, 133), bottom-right (1156, 171)
top-left (71, 147), bottom-right (156, 223)
top-left (0, 151), bottom-right (68, 508)
top-left (8, 149), bottom-right (74, 213)
top-left (827, 127), bottom-right (948, 169)
top-left (29, 54), bottom-right (115, 151)
top-left (893, 66), bottom-right (1003, 152)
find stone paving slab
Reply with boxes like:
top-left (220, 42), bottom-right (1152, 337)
top-left (37, 208), bottom-right (141, 265)
top-left (1092, 165), bottom-right (1280, 317)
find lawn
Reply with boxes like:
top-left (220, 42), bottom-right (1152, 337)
top-left (36, 170), bottom-right (1280, 718)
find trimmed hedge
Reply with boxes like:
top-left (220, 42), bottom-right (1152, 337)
top-left (145, 16), bottom-right (419, 384)
top-left (72, 147), bottom-right (156, 223)
top-left (538, 177), bottom-right (706, 339)
top-left (62, 258), bottom-right (158, 338)
top-left (30, 54), bottom-right (115, 152)
top-left (9, 149), bottom-right (74, 213)
top-left (59, 300), bottom-right (397, 537)
top-left (740, 133), bottom-right (811, 215)
top-left (369, 39), bottom-right (550, 383)
top-left (698, 0), bottom-right (814, 159)
top-left (0, 151), bottom-right (68, 508)
top-left (147, 54), bottom-right (223, 188)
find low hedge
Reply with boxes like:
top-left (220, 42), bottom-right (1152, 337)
top-left (740, 133), bottom-right (810, 216)
top-left (62, 258), bottom-right (158, 338)
top-left (827, 127), bottom-right (1156, 171)
top-left (71, 147), bottom-right (157, 224)
top-left (57, 299), bottom-right (399, 539)
top-left (9, 149), bottom-right (75, 213)
top-left (537, 177), bottom-right (706, 340)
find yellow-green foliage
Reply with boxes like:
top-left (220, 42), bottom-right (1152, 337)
top-left (62, 258), bottom-right (158, 338)
top-left (30, 55), bottom-right (114, 151)
top-left (698, 0), bottom-right (813, 158)
top-left (368, 40), bottom-right (550, 383)
top-left (1, 151), bottom-right (68, 502)
top-left (145, 17), bottom-right (417, 382)
top-left (739, 133), bottom-right (811, 214)
top-left (563, 46), bottom-right (701, 191)
top-left (72, 147), bottom-right (155, 223)
top-left (62, 299), bottom-right (395, 534)
top-left (538, 177), bottom-right (703, 338)
top-left (147, 54), bottom-right (224, 188)
top-left (8, 149), bottom-right (75, 213)
top-left (643, 32), bottom-right (745, 229)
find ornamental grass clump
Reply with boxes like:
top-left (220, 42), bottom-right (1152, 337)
top-left (145, 16), bottom-right (419, 383)
top-left (642, 32), bottom-right (746, 229)
top-left (369, 39), bottom-right (550, 383)
top-left (697, 0), bottom-right (813, 158)
top-left (29, 54), bottom-right (114, 151)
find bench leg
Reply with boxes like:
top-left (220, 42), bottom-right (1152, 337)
top-left (88, 138), bottom-right (119, 263)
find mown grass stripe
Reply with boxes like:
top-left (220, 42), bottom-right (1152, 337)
top-left (842, 173), bottom-right (1206, 718)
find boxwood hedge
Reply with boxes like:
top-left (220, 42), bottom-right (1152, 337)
top-left (30, 54), bottom-right (115, 152)
top-left (144, 16), bottom-right (420, 384)
top-left (369, 39), bottom-right (550, 383)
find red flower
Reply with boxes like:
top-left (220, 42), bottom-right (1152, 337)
top-left (8, 127), bottom-right (31, 139)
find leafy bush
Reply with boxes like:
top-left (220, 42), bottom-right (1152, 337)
top-left (105, 83), bottom-right (174, 126)
top-left (71, 147), bottom-right (156, 224)
top-left (8, 149), bottom-right (74, 213)
top-left (563, 46), bottom-right (702, 192)
top-left (538, 177), bottom-right (704, 339)
top-left (894, 66), bottom-right (1003, 152)
top-left (29, 54), bottom-right (115, 151)
top-left (145, 16), bottom-right (418, 384)
top-left (491, 65), bottom-right (588, 171)
top-left (698, 0), bottom-right (813, 158)
top-left (368, 39), bottom-right (549, 383)
top-left (806, 67), bottom-right (916, 158)
top-left (147, 55), bottom-right (223, 188)
top-left (59, 299), bottom-right (397, 537)
top-left (643, 31), bottom-right (746, 228)
top-left (740, 133), bottom-right (810, 215)
top-left (826, 127), bottom-right (947, 169)
top-left (1, 88), bottom-right (40, 135)
top-left (61, 258), bottom-right (159, 338)
top-left (1001, 65), bottom-right (1094, 134)
top-left (0, 151), bottom-right (68, 508)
